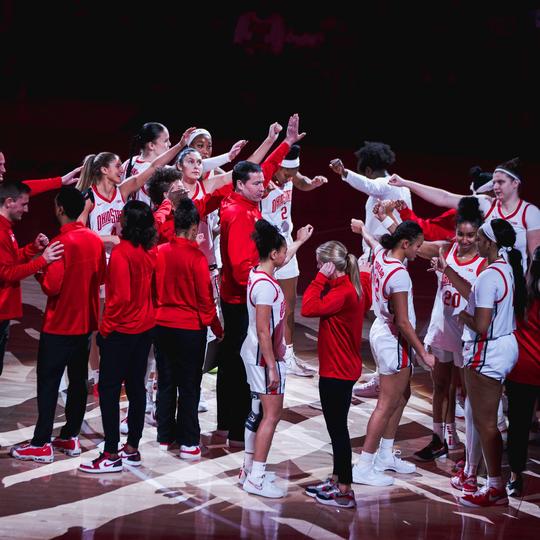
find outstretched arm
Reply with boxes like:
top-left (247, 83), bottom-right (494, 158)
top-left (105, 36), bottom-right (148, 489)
top-left (387, 174), bottom-right (467, 209)
top-left (292, 172), bottom-right (328, 192)
top-left (120, 127), bottom-right (197, 199)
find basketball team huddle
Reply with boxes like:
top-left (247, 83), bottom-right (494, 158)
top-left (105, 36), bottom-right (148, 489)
top-left (1, 113), bottom-right (539, 510)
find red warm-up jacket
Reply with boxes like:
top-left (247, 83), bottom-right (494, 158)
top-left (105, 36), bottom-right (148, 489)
top-left (302, 271), bottom-right (372, 381)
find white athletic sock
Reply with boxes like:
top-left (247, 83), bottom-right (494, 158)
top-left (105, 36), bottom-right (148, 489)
top-left (378, 438), bottom-right (394, 458)
top-left (433, 422), bottom-right (444, 441)
top-left (243, 452), bottom-right (254, 472)
top-left (358, 451), bottom-right (375, 465)
top-left (487, 475), bottom-right (503, 489)
top-left (250, 461), bottom-right (266, 483)
top-left (284, 344), bottom-right (294, 360)
top-left (446, 422), bottom-right (457, 435)
top-left (464, 397), bottom-right (482, 477)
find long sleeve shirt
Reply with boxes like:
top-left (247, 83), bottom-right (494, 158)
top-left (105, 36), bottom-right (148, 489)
top-left (399, 207), bottom-right (456, 241)
top-left (38, 222), bottom-right (106, 334)
top-left (23, 177), bottom-right (62, 197)
top-left (100, 239), bottom-right (155, 337)
top-left (301, 271), bottom-right (372, 381)
top-left (0, 215), bottom-right (47, 319)
top-left (154, 236), bottom-right (223, 337)
top-left (343, 170), bottom-right (412, 253)
top-left (219, 192), bottom-right (262, 304)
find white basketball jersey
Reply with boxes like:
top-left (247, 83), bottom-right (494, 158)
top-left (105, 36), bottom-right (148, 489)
top-left (425, 243), bottom-right (485, 352)
top-left (241, 268), bottom-right (286, 366)
top-left (462, 259), bottom-right (516, 343)
top-left (372, 245), bottom-right (416, 335)
top-left (88, 186), bottom-right (124, 236)
top-left (121, 157), bottom-right (152, 206)
top-left (479, 198), bottom-right (540, 271)
top-left (260, 180), bottom-right (293, 242)
top-left (191, 179), bottom-right (217, 266)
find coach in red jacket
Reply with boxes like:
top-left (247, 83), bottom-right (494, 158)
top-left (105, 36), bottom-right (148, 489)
top-left (11, 187), bottom-right (106, 464)
top-left (0, 181), bottom-right (64, 377)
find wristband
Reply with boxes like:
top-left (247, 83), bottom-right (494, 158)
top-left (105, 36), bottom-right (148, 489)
top-left (381, 216), bottom-right (394, 230)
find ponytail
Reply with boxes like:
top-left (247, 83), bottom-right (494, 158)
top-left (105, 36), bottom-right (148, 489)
top-left (491, 219), bottom-right (526, 320)
top-left (380, 220), bottom-right (423, 250)
top-left (346, 252), bottom-right (362, 298)
top-left (76, 152), bottom-right (118, 192)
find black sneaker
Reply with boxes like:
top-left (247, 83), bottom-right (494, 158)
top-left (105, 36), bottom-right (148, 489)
top-left (414, 434), bottom-right (448, 462)
top-left (506, 474), bottom-right (523, 498)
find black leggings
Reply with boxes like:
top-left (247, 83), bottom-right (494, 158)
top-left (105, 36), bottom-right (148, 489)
top-left (505, 379), bottom-right (540, 473)
top-left (319, 376), bottom-right (355, 485)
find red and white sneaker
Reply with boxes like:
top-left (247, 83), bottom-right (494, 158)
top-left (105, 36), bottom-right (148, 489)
top-left (445, 426), bottom-right (461, 450)
top-left (10, 442), bottom-right (54, 463)
top-left (79, 452), bottom-right (123, 474)
top-left (52, 436), bottom-right (81, 456)
top-left (118, 444), bottom-right (141, 467)
top-left (459, 485), bottom-right (508, 507)
top-left (450, 470), bottom-right (478, 494)
top-left (179, 445), bottom-right (201, 460)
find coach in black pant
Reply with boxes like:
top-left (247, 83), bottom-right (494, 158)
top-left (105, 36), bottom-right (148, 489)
top-left (11, 187), bottom-right (105, 463)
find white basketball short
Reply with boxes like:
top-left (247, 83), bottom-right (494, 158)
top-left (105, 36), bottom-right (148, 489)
top-left (427, 345), bottom-right (464, 368)
top-left (275, 253), bottom-right (300, 280)
top-left (463, 333), bottom-right (518, 382)
top-left (369, 318), bottom-right (413, 375)
top-left (244, 360), bottom-right (287, 395)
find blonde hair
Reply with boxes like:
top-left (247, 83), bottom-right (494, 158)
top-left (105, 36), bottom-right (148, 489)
top-left (316, 241), bottom-right (362, 298)
top-left (76, 152), bottom-right (118, 191)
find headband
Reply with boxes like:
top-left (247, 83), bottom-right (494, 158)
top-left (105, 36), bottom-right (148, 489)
top-left (187, 129), bottom-right (211, 147)
top-left (494, 167), bottom-right (521, 183)
top-left (281, 158), bottom-right (300, 168)
top-left (479, 221), bottom-right (512, 259)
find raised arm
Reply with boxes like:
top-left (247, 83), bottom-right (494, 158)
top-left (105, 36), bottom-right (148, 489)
top-left (350, 218), bottom-right (380, 251)
top-left (120, 127), bottom-right (197, 199)
top-left (387, 174), bottom-right (465, 209)
top-left (245, 122), bottom-right (283, 164)
top-left (283, 224), bottom-right (313, 265)
top-left (292, 172), bottom-right (328, 192)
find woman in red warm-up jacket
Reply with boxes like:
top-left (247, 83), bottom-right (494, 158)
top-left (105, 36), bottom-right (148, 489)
top-left (301, 241), bottom-right (372, 509)
top-left (153, 198), bottom-right (223, 460)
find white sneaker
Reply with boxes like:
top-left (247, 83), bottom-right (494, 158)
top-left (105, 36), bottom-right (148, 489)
top-left (445, 426), bottom-right (461, 450)
top-left (243, 474), bottom-right (285, 498)
top-left (374, 450), bottom-right (416, 474)
top-left (179, 445), bottom-right (201, 460)
top-left (238, 467), bottom-right (277, 484)
top-left (285, 355), bottom-right (314, 377)
top-left (352, 460), bottom-right (394, 486)
top-left (198, 391), bottom-right (209, 413)
top-left (284, 348), bottom-right (315, 377)
top-left (454, 400), bottom-right (465, 420)
top-left (120, 416), bottom-right (129, 435)
top-left (353, 377), bottom-right (380, 398)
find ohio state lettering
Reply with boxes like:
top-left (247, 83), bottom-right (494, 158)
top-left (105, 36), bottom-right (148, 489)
top-left (97, 208), bottom-right (122, 232)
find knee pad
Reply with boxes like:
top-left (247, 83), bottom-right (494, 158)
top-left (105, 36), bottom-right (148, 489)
top-left (245, 393), bottom-right (262, 432)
